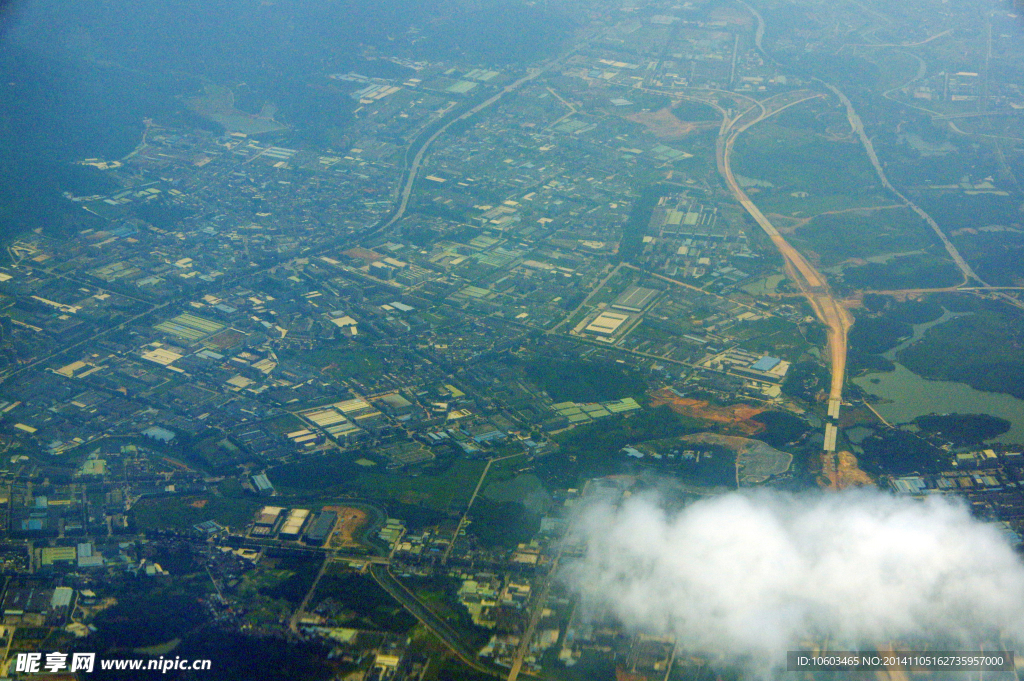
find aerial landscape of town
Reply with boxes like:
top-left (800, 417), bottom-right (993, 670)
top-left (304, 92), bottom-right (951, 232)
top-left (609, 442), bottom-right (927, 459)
top-left (3, 0), bottom-right (1024, 678)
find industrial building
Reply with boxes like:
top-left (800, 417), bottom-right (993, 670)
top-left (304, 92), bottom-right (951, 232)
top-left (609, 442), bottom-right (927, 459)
top-left (251, 505), bottom-right (283, 537)
top-left (279, 508), bottom-right (310, 539)
top-left (611, 286), bottom-right (659, 313)
top-left (304, 510), bottom-right (337, 545)
top-left (584, 311), bottom-right (630, 336)
top-left (251, 473), bottom-right (275, 496)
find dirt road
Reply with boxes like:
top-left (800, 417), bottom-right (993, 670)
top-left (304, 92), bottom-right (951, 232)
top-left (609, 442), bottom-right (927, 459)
top-left (716, 92), bottom-right (853, 406)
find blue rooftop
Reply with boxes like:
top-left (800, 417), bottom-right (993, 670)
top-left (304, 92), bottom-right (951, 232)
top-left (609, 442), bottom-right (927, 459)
top-left (750, 356), bottom-right (782, 372)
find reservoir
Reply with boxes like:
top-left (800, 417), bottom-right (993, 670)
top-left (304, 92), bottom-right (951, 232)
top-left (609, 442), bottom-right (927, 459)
top-left (852, 310), bottom-right (1024, 445)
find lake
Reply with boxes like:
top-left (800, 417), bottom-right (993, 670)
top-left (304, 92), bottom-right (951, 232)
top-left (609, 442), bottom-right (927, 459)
top-left (853, 310), bottom-right (1024, 445)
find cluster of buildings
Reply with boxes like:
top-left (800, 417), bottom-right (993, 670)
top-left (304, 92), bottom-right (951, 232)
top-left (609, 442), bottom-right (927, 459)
top-left (248, 504), bottom-right (340, 546)
top-left (889, 447), bottom-right (1024, 546)
top-left (2, 0), bottom-right (1022, 677)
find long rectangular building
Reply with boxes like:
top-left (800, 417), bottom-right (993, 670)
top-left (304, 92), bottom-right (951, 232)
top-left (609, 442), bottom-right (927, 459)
top-left (304, 511), bottom-right (338, 545)
top-left (611, 286), bottom-right (659, 312)
top-left (585, 311), bottom-right (630, 335)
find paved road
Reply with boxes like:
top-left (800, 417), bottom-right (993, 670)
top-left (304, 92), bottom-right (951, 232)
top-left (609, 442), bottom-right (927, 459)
top-left (442, 452), bottom-right (525, 564)
top-left (547, 262), bottom-right (622, 335)
top-left (289, 555), bottom-right (331, 635)
top-left (382, 44), bottom-right (587, 235)
top-left (822, 81), bottom-right (982, 285)
top-left (369, 563), bottom-right (499, 677)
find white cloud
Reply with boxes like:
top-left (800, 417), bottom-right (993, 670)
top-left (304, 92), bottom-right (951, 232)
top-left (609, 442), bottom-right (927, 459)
top-left (565, 488), bottom-right (1024, 666)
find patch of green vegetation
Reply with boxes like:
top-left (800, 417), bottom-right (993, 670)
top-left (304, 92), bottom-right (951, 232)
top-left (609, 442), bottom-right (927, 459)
top-left (284, 342), bottom-right (383, 380)
top-left (950, 229), bottom-right (1024, 287)
top-left (419, 311), bottom-right (453, 328)
top-left (847, 299), bottom-right (944, 375)
top-left (865, 50), bottom-right (926, 92)
top-left (899, 302), bottom-right (1024, 399)
top-left (272, 449), bottom-right (383, 491)
top-left (311, 570), bottom-right (417, 632)
top-left (235, 565), bottom-right (296, 601)
top-left (741, 274), bottom-right (785, 296)
top-left (618, 185), bottom-right (668, 263)
top-left (735, 316), bottom-right (809, 359)
top-left (217, 477), bottom-right (248, 498)
top-left (384, 502), bottom-right (447, 532)
top-left (734, 123), bottom-right (878, 197)
top-left (258, 552), bottom-right (323, 604)
top-left (631, 318), bottom-right (688, 342)
top-left (859, 429), bottom-right (948, 475)
top-left (433, 658), bottom-right (497, 681)
top-left (791, 208), bottom-right (932, 266)
top-left (521, 357), bottom-right (647, 403)
top-left (916, 193), bottom-right (1020, 238)
top-left (671, 100), bottom-right (719, 122)
top-left (134, 200), bottom-right (192, 230)
top-left (90, 579), bottom-right (211, 649)
top-left (467, 498), bottom-right (540, 549)
top-left (354, 457), bottom-right (485, 512)
top-left (782, 361), bottom-right (829, 404)
top-left (849, 316), bottom-right (912, 355)
top-left (169, 629), bottom-right (337, 681)
top-left (780, 51), bottom-right (882, 88)
top-left (261, 413), bottom-right (307, 435)
top-left (404, 575), bottom-right (490, 649)
top-left (752, 411), bottom-right (810, 448)
top-left (273, 447), bottom-right (484, 513)
top-left (131, 494), bottom-right (259, 532)
top-left (772, 105), bottom-right (833, 135)
top-left (842, 253), bottom-right (962, 290)
top-left (185, 431), bottom-right (250, 472)
top-left (760, 192), bottom-right (893, 217)
top-left (913, 413), bottom-right (1010, 445)
top-left (848, 351), bottom-right (895, 375)
top-left (540, 406), bottom-right (707, 486)
top-left (892, 299), bottom-right (945, 324)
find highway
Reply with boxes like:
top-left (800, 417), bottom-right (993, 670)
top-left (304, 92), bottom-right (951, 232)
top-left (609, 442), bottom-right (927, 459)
top-left (715, 92), bottom-right (853, 411)
top-left (381, 42), bottom-right (589, 234)
top-left (821, 81), bottom-right (982, 285)
top-left (369, 563), bottom-right (500, 677)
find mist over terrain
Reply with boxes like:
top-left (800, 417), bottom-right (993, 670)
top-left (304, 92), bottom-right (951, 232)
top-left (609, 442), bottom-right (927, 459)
top-left (567, 489), bottom-right (1024, 666)
top-left (0, 0), bottom-right (573, 239)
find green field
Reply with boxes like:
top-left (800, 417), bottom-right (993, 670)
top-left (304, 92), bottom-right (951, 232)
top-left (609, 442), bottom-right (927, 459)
top-left (354, 458), bottom-right (485, 511)
top-left (734, 317), bottom-right (811, 359)
top-left (790, 207), bottom-right (933, 266)
top-left (733, 122), bottom-right (879, 199)
top-left (272, 450), bottom-right (485, 513)
top-left (759, 191), bottom-right (892, 217)
top-left (132, 494), bottom-right (259, 532)
top-left (841, 252), bottom-right (962, 290)
top-left (286, 343), bottom-right (383, 380)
